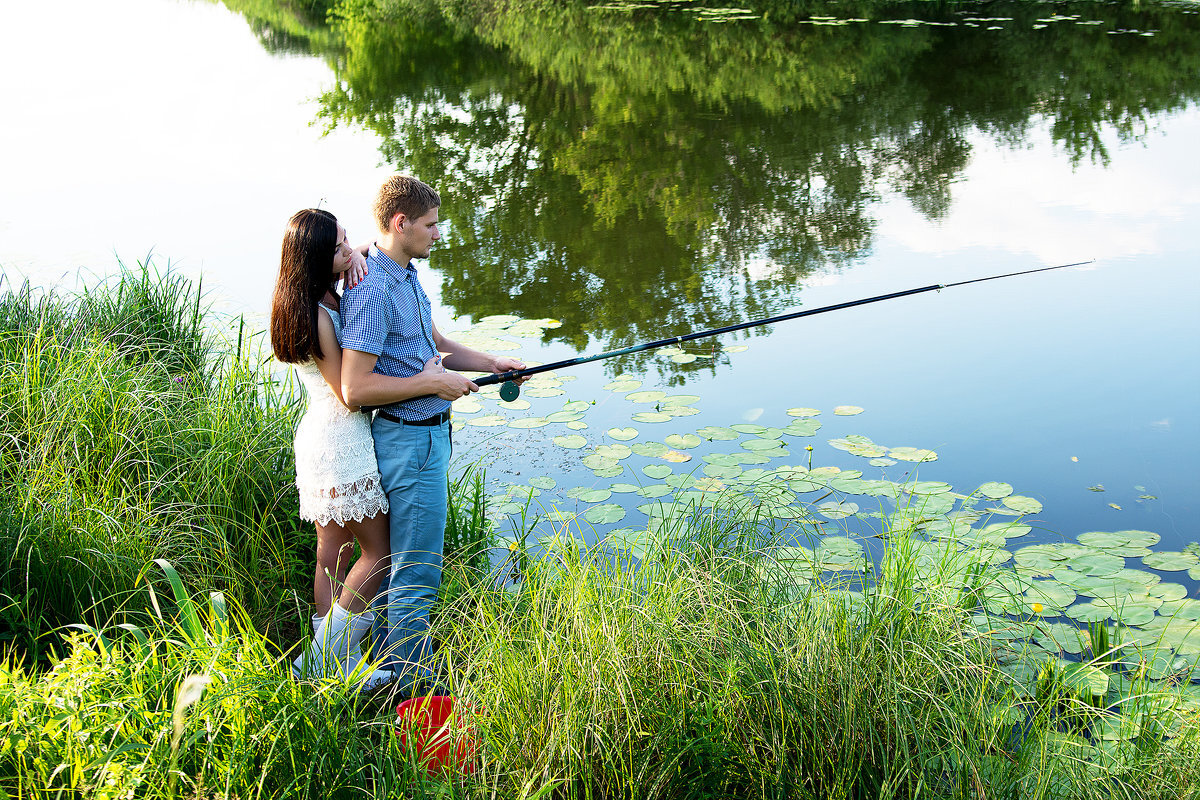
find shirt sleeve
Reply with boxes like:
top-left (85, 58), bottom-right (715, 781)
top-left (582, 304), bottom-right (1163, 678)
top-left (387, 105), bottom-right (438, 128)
top-left (339, 279), bottom-right (390, 357)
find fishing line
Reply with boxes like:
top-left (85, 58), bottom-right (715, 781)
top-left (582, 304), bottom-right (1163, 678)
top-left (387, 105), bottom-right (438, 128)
top-left (475, 259), bottom-right (1095, 401)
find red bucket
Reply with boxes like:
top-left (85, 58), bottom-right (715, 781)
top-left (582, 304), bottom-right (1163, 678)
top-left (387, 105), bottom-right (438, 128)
top-left (395, 695), bottom-right (480, 775)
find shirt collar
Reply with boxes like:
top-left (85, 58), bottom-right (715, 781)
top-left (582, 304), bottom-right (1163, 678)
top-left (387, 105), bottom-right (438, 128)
top-left (367, 244), bottom-right (416, 281)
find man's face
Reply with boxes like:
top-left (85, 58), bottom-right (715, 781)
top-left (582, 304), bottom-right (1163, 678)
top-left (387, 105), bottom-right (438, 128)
top-left (398, 207), bottom-right (441, 260)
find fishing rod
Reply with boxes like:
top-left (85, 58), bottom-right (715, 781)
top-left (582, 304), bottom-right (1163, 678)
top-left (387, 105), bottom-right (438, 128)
top-left (476, 260), bottom-right (1094, 401)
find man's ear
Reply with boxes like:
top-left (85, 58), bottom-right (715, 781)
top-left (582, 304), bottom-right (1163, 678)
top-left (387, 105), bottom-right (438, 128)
top-left (390, 212), bottom-right (407, 233)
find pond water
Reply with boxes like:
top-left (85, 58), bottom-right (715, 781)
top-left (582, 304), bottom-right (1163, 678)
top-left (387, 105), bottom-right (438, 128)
top-left (2, 0), bottom-right (1198, 595)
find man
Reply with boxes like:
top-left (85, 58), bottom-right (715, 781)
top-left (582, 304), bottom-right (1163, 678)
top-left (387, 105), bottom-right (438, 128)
top-left (340, 175), bottom-right (524, 694)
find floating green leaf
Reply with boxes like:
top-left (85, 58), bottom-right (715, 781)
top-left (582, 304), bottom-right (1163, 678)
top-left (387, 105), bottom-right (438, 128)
top-left (1003, 495), bottom-right (1043, 515)
top-left (786, 408), bottom-right (821, 417)
top-left (607, 427), bottom-right (639, 441)
top-left (609, 483), bottom-right (639, 494)
top-left (581, 454), bottom-right (619, 471)
top-left (818, 501), bottom-right (859, 519)
top-left (604, 379), bottom-right (642, 392)
top-left (1143, 551), bottom-right (1200, 571)
top-left (833, 405), bottom-right (864, 416)
top-left (742, 438), bottom-right (786, 452)
top-left (632, 412), bottom-right (672, 423)
top-left (569, 488), bottom-right (612, 503)
top-left (643, 465), bottom-right (673, 480)
top-left (584, 503), bottom-right (626, 525)
top-left (889, 447), bottom-right (938, 463)
top-left (697, 426), bottom-right (739, 441)
top-left (631, 441), bottom-right (671, 458)
top-left (978, 482), bottom-right (1014, 500)
top-left (665, 433), bottom-right (702, 450)
top-left (626, 391), bottom-right (667, 403)
top-left (782, 419), bottom-right (822, 436)
top-left (553, 435), bottom-right (588, 449)
top-left (594, 444), bottom-right (633, 460)
top-left (528, 477), bottom-right (557, 490)
top-left (467, 415), bottom-right (507, 427)
top-left (637, 484), bottom-right (673, 498)
top-left (509, 417), bottom-right (550, 428)
top-left (452, 397), bottom-right (483, 414)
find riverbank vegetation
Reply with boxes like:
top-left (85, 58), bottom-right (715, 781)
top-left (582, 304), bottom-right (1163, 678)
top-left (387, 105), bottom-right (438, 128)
top-left (2, 269), bottom-right (1198, 796)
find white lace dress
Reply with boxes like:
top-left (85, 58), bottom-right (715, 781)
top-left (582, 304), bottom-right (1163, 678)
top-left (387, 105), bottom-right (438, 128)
top-left (292, 304), bottom-right (388, 526)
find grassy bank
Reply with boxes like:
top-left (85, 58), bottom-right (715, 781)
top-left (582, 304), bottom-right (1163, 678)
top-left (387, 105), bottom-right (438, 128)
top-left (1, 269), bottom-right (1198, 798)
top-left (0, 266), bottom-right (308, 657)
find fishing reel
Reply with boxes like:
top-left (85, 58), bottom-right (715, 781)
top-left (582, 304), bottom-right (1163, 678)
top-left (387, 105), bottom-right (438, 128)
top-left (499, 381), bottom-right (521, 402)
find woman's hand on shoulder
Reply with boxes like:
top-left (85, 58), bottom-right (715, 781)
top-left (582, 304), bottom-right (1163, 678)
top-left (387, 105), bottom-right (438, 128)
top-left (342, 249), bottom-right (368, 290)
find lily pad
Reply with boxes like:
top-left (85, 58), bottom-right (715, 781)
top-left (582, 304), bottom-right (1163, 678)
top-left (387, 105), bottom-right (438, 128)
top-left (509, 417), bottom-right (550, 428)
top-left (604, 379), bottom-right (642, 392)
top-left (637, 484), bottom-right (673, 498)
top-left (818, 501), bottom-right (859, 519)
top-left (977, 482), bottom-right (1014, 500)
top-left (452, 397), bottom-right (483, 414)
top-left (466, 415), bottom-right (507, 427)
top-left (665, 433), bottom-right (702, 450)
top-left (581, 454), bottom-right (620, 471)
top-left (594, 444), bottom-right (633, 460)
top-left (498, 399), bottom-right (533, 411)
top-left (833, 405), bottom-right (864, 416)
top-left (782, 419), bottom-right (822, 436)
top-left (889, 447), bottom-right (938, 463)
top-left (742, 438), bottom-right (786, 452)
top-left (566, 487), bottom-right (611, 503)
top-left (528, 476), bottom-right (557, 490)
top-left (643, 464), bottom-right (673, 480)
top-left (1003, 495), bottom-right (1043, 515)
top-left (626, 391), bottom-right (667, 403)
top-left (584, 503), bottom-right (626, 525)
top-left (1143, 551), bottom-right (1200, 572)
top-left (607, 427), bottom-right (639, 441)
top-left (632, 412), bottom-right (672, 423)
top-left (669, 353), bottom-right (697, 364)
top-left (697, 426), bottom-right (739, 441)
top-left (609, 483), bottom-right (640, 494)
top-left (786, 408), bottom-right (821, 417)
top-left (631, 441), bottom-right (671, 458)
top-left (661, 395), bottom-right (701, 407)
top-left (662, 450), bottom-right (692, 463)
top-left (553, 435), bottom-right (589, 449)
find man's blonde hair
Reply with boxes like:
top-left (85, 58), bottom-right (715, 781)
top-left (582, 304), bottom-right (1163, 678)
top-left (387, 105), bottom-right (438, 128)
top-left (373, 175), bottom-right (441, 233)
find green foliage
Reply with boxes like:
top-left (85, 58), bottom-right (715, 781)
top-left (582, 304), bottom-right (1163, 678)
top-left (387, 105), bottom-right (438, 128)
top-left (0, 264), bottom-right (307, 656)
top-left (295, 0), bottom-right (1200, 367)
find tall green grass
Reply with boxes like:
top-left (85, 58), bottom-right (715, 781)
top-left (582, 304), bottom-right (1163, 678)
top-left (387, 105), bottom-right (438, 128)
top-left (0, 265), bottom-right (307, 655)
top-left (3, 531), bottom-right (1197, 798)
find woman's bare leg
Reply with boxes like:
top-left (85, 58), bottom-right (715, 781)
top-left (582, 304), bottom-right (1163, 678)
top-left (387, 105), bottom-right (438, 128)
top-left (334, 512), bottom-right (390, 614)
top-left (314, 522), bottom-right (354, 617)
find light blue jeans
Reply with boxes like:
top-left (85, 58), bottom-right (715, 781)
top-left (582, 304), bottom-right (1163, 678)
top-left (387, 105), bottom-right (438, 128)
top-left (370, 415), bottom-right (450, 685)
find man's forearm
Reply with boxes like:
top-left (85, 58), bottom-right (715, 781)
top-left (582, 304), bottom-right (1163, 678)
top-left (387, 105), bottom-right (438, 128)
top-left (343, 370), bottom-right (439, 408)
top-left (438, 337), bottom-right (501, 374)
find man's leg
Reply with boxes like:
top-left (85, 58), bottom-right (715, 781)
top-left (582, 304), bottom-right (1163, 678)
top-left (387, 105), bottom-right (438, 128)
top-left (371, 417), bottom-right (450, 685)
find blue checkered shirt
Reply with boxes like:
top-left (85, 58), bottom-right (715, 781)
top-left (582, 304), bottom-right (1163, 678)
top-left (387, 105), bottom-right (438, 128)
top-left (340, 246), bottom-right (451, 421)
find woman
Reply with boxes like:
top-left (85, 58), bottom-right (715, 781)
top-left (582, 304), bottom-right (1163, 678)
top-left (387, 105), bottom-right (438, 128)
top-left (270, 208), bottom-right (390, 687)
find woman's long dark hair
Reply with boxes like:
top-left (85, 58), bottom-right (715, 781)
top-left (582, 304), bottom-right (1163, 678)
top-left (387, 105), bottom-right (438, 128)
top-left (270, 208), bottom-right (340, 364)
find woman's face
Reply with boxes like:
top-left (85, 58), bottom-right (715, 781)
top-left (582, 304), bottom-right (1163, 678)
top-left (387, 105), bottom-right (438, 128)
top-left (332, 224), bottom-right (353, 274)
